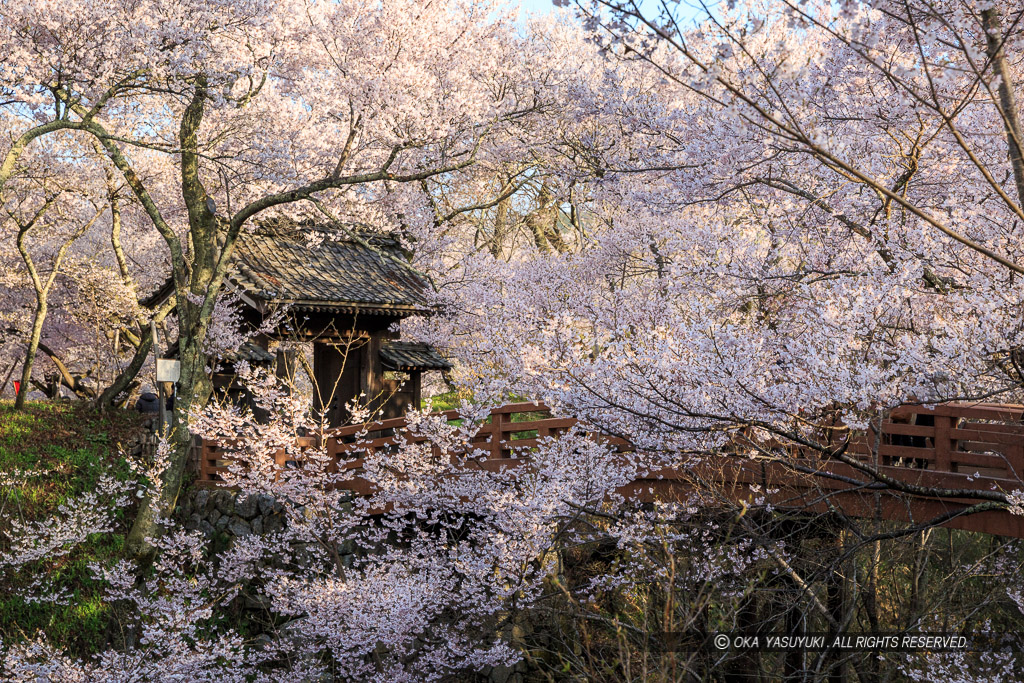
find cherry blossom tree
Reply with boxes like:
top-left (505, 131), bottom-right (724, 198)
top-left (8, 187), bottom-right (106, 407)
top-left (400, 5), bottom-right (1024, 675)
top-left (3, 0), bottom-right (1024, 679)
top-left (0, 0), bottom-right (562, 555)
top-left (423, 0), bottom-right (1024, 504)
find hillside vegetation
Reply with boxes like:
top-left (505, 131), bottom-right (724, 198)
top-left (0, 401), bottom-right (141, 655)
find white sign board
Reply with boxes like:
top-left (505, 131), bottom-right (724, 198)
top-left (156, 358), bottom-right (181, 383)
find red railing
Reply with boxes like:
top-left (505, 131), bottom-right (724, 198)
top-left (195, 402), bottom-right (1024, 536)
top-left (865, 403), bottom-right (1024, 479)
top-left (196, 402), bottom-right (624, 485)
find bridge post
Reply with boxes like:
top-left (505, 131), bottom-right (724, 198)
top-left (199, 438), bottom-right (213, 484)
top-left (274, 448), bottom-right (287, 482)
top-left (490, 410), bottom-right (506, 460)
top-left (723, 593), bottom-right (762, 683)
top-left (933, 415), bottom-right (953, 472)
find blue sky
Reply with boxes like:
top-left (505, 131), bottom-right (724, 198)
top-left (511, 0), bottom-right (711, 27)
top-left (515, 0), bottom-right (572, 12)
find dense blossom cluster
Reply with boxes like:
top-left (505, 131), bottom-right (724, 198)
top-left (418, 0), bottom-right (1024, 454)
top-left (0, 370), bottom-right (652, 679)
top-left (1, 0), bottom-right (1023, 679)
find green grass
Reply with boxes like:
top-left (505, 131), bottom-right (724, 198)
top-left (419, 392), bottom-right (553, 444)
top-left (421, 390), bottom-right (463, 412)
top-left (422, 391), bottom-right (544, 416)
top-left (0, 400), bottom-right (142, 656)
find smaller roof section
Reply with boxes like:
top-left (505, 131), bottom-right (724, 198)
top-left (222, 341), bottom-right (276, 365)
top-left (166, 340), bottom-right (276, 366)
top-left (381, 341), bottom-right (452, 372)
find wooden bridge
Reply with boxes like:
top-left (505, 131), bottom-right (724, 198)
top-left (195, 401), bottom-right (1024, 538)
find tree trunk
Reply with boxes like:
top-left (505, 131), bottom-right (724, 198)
top-left (983, 8), bottom-right (1024, 206)
top-left (96, 325), bottom-right (154, 410)
top-left (125, 80), bottom-right (219, 558)
top-left (15, 300), bottom-right (47, 409)
top-left (491, 191), bottom-right (510, 259)
top-left (826, 532), bottom-right (848, 683)
top-left (909, 529), bottom-right (931, 624)
top-left (723, 593), bottom-right (762, 683)
top-left (125, 332), bottom-right (212, 558)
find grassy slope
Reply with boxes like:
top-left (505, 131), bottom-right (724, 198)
top-left (0, 401), bottom-right (141, 655)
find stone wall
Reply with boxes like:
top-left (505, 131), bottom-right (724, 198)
top-left (178, 489), bottom-right (287, 539)
top-left (125, 415), bottom-right (161, 459)
top-left (127, 417), bottom-right (286, 542)
top-left (174, 487), bottom-right (360, 568)
top-left (125, 414), bottom-right (527, 681)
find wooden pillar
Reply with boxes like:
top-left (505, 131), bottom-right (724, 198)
top-left (411, 371), bottom-right (422, 411)
top-left (360, 334), bottom-right (383, 412)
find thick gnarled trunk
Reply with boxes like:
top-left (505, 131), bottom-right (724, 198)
top-left (124, 332), bottom-right (213, 557)
top-left (124, 274), bottom-right (218, 553)
top-left (125, 81), bottom-right (221, 557)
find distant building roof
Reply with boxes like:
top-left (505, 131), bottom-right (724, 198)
top-left (381, 341), bottom-right (452, 372)
top-left (166, 340), bottom-right (276, 366)
top-left (142, 222), bottom-right (434, 317)
top-left (223, 341), bottom-right (276, 365)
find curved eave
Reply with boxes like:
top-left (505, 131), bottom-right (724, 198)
top-left (265, 298), bottom-right (434, 316)
top-left (386, 362), bottom-right (453, 372)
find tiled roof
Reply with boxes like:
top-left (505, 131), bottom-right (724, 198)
top-left (223, 341), bottom-right (276, 365)
top-left (381, 341), bottom-right (452, 371)
top-left (141, 224), bottom-right (434, 316)
top-left (167, 340), bottom-right (276, 365)
top-left (231, 229), bottom-right (432, 315)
